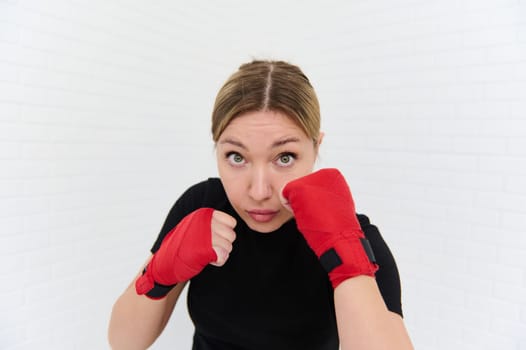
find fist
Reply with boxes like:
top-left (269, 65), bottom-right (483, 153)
top-left (210, 210), bottom-right (237, 266)
top-left (281, 168), bottom-right (360, 233)
top-left (280, 169), bottom-right (378, 288)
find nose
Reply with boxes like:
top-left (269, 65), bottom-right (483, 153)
top-left (248, 166), bottom-right (272, 202)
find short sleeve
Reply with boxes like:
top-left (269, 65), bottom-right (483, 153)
top-left (358, 214), bottom-right (404, 317)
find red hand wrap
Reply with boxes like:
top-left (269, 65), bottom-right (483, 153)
top-left (135, 208), bottom-right (217, 298)
top-left (282, 168), bottom-right (378, 288)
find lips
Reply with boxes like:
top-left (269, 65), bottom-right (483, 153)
top-left (246, 209), bottom-right (279, 223)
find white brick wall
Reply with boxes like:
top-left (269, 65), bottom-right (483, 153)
top-left (1, 1), bottom-right (525, 349)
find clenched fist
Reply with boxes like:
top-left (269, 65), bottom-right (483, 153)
top-left (136, 208), bottom-right (236, 299)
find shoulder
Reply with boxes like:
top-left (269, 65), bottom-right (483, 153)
top-left (356, 213), bottom-right (393, 268)
top-left (180, 177), bottom-right (223, 198)
top-left (357, 213), bottom-right (371, 229)
top-left (357, 213), bottom-right (404, 317)
top-left (151, 178), bottom-right (228, 253)
top-left (176, 177), bottom-right (226, 209)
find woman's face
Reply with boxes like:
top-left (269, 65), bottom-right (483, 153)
top-left (216, 110), bottom-right (320, 233)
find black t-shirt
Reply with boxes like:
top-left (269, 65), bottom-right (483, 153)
top-left (152, 178), bottom-right (403, 350)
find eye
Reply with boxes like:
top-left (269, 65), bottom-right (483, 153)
top-left (275, 152), bottom-right (297, 167)
top-left (226, 152), bottom-right (246, 167)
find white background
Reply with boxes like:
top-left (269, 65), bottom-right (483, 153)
top-left (1, 1), bottom-right (526, 349)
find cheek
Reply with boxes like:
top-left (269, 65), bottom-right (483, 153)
top-left (216, 158), bottom-right (237, 184)
top-left (286, 157), bottom-right (317, 181)
top-left (220, 173), bottom-right (245, 205)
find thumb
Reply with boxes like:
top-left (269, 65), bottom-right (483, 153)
top-left (279, 184), bottom-right (293, 213)
top-left (210, 246), bottom-right (230, 267)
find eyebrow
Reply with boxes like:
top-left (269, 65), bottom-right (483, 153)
top-left (219, 138), bottom-right (247, 150)
top-left (219, 137), bottom-right (300, 150)
top-left (271, 137), bottom-right (300, 148)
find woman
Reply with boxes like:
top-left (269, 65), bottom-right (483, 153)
top-left (108, 60), bottom-right (413, 350)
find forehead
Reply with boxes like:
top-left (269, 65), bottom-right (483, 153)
top-left (220, 110), bottom-right (308, 140)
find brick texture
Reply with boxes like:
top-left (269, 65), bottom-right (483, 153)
top-left (1, 0), bottom-right (525, 349)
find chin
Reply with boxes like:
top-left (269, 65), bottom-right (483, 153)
top-left (248, 223), bottom-right (280, 233)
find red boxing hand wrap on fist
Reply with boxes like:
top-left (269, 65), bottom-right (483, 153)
top-left (282, 169), bottom-right (378, 288)
top-left (135, 208), bottom-right (217, 299)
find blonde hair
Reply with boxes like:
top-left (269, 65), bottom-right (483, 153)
top-left (211, 60), bottom-right (320, 143)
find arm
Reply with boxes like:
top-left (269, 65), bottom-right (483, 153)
top-left (334, 276), bottom-right (413, 350)
top-left (108, 209), bottom-right (236, 349)
top-left (282, 169), bottom-right (413, 349)
top-left (108, 256), bottom-right (187, 350)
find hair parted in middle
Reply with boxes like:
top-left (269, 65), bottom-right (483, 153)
top-left (211, 60), bottom-right (321, 143)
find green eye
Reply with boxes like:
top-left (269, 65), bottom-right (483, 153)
top-left (276, 153), bottom-right (297, 167)
top-left (226, 152), bottom-right (245, 166)
top-left (280, 154), bottom-right (291, 163)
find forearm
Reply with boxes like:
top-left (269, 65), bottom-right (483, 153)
top-left (334, 276), bottom-right (413, 350)
top-left (108, 271), bottom-right (186, 350)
